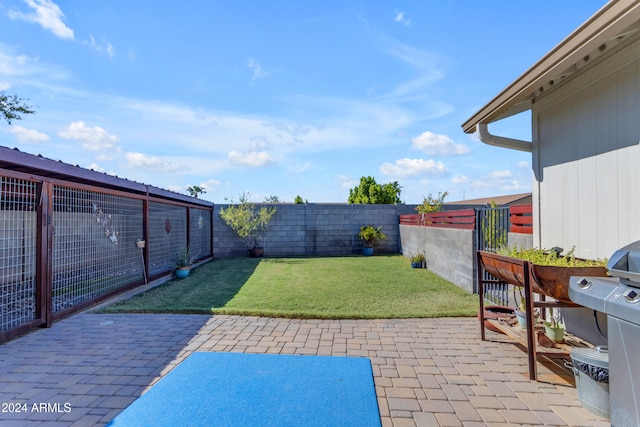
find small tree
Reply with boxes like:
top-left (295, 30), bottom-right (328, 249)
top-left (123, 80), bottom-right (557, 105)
top-left (1, 92), bottom-right (35, 124)
top-left (294, 195), bottom-right (307, 204)
top-left (415, 191), bottom-right (448, 225)
top-left (415, 191), bottom-right (448, 214)
top-left (264, 195), bottom-right (281, 203)
top-left (219, 192), bottom-right (277, 251)
top-left (187, 185), bottom-right (206, 198)
top-left (348, 176), bottom-right (402, 204)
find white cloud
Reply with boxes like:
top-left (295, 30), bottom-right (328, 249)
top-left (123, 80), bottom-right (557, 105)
top-left (412, 131), bottom-right (469, 156)
top-left (83, 36), bottom-right (114, 58)
top-left (58, 121), bottom-right (119, 151)
top-left (517, 160), bottom-right (529, 169)
top-left (491, 170), bottom-right (512, 179)
top-left (380, 158), bottom-right (447, 178)
top-left (337, 174), bottom-right (358, 189)
top-left (381, 40), bottom-right (444, 84)
top-left (503, 180), bottom-right (526, 191)
top-left (124, 152), bottom-right (182, 172)
top-left (7, 125), bottom-right (50, 143)
top-left (0, 81), bottom-right (10, 90)
top-left (8, 0), bottom-right (74, 40)
top-left (452, 174), bottom-right (469, 184)
top-left (287, 161), bottom-right (313, 174)
top-left (86, 163), bottom-right (105, 173)
top-left (394, 11), bottom-right (411, 26)
top-left (202, 179), bottom-right (222, 189)
top-left (228, 150), bottom-right (276, 167)
top-left (0, 49), bottom-right (74, 91)
top-left (247, 58), bottom-right (267, 81)
top-left (249, 137), bottom-right (272, 151)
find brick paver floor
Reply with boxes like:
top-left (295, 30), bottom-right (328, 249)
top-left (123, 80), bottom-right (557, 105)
top-left (0, 314), bottom-right (610, 426)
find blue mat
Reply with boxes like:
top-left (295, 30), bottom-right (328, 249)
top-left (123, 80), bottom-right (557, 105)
top-left (108, 352), bottom-right (381, 427)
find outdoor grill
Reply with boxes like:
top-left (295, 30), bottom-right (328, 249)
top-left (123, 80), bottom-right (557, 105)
top-left (569, 240), bottom-right (640, 426)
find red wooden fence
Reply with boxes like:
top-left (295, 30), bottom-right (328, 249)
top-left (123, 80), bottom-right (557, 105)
top-left (400, 205), bottom-right (533, 234)
top-left (399, 209), bottom-right (476, 230)
top-left (509, 204), bottom-right (533, 234)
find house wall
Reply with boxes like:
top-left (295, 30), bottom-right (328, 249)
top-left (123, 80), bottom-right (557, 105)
top-left (532, 34), bottom-right (640, 260)
top-left (214, 203), bottom-right (417, 257)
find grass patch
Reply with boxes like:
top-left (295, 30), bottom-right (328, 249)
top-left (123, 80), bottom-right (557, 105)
top-left (97, 255), bottom-right (478, 319)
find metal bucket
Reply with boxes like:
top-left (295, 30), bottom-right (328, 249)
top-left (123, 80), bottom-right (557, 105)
top-left (568, 346), bottom-right (610, 420)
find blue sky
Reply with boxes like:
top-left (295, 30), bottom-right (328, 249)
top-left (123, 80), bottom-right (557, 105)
top-left (0, 0), bottom-right (605, 204)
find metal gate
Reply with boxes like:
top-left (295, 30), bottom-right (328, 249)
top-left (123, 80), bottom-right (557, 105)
top-left (476, 206), bottom-right (509, 305)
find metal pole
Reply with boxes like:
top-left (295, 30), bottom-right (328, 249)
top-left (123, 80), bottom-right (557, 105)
top-left (136, 239), bottom-right (148, 287)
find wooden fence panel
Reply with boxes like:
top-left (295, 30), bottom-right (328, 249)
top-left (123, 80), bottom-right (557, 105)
top-left (399, 209), bottom-right (476, 230)
top-left (509, 205), bottom-right (533, 234)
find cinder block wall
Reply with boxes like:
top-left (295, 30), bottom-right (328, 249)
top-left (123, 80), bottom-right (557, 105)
top-left (399, 225), bottom-right (476, 293)
top-left (214, 203), bottom-right (417, 257)
top-left (507, 232), bottom-right (533, 251)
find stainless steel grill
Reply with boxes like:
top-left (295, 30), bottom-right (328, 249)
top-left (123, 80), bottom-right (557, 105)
top-left (570, 240), bottom-right (640, 426)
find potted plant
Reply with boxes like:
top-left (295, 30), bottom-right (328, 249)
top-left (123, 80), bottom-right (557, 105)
top-left (514, 297), bottom-right (528, 329)
top-left (544, 317), bottom-right (565, 342)
top-left (173, 246), bottom-right (198, 279)
top-left (359, 225), bottom-right (386, 256)
top-left (219, 192), bottom-right (277, 257)
top-left (513, 296), bottom-right (539, 329)
top-left (410, 253), bottom-right (425, 268)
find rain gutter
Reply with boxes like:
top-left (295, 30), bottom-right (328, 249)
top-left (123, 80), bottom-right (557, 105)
top-left (476, 123), bottom-right (531, 153)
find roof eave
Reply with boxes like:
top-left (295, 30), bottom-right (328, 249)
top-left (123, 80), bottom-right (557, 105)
top-left (462, 0), bottom-right (640, 134)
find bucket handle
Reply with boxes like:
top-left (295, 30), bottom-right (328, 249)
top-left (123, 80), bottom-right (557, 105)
top-left (564, 360), bottom-right (578, 375)
top-left (595, 345), bottom-right (608, 354)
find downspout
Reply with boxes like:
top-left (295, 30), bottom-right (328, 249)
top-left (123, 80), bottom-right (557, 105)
top-left (476, 123), bottom-right (532, 152)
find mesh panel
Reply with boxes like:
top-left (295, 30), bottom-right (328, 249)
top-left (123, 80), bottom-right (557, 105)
top-left (148, 202), bottom-right (187, 276)
top-left (51, 186), bottom-right (144, 312)
top-left (0, 177), bottom-right (38, 332)
top-left (189, 208), bottom-right (212, 259)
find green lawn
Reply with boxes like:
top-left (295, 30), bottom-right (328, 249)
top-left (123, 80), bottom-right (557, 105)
top-left (97, 255), bottom-right (479, 319)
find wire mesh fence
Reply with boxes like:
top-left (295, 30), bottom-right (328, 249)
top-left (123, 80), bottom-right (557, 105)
top-left (148, 202), bottom-right (188, 276)
top-left (0, 167), bottom-right (213, 340)
top-left (0, 177), bottom-right (38, 332)
top-left (51, 186), bottom-right (145, 313)
top-left (190, 207), bottom-right (212, 261)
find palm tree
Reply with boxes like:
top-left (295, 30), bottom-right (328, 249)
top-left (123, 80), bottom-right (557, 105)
top-left (187, 185), bottom-right (206, 198)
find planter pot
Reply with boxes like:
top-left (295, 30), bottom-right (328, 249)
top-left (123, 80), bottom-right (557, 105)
top-left (530, 263), bottom-right (607, 303)
top-left (514, 309), bottom-right (528, 329)
top-left (478, 251), bottom-right (607, 303)
top-left (175, 267), bottom-right (190, 279)
top-left (411, 262), bottom-right (422, 268)
top-left (363, 247), bottom-right (374, 256)
top-left (478, 251), bottom-right (528, 287)
top-left (249, 247), bottom-right (264, 258)
top-left (544, 322), bottom-right (565, 342)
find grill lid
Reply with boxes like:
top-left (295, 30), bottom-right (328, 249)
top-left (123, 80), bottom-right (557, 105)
top-left (608, 240), bottom-right (640, 284)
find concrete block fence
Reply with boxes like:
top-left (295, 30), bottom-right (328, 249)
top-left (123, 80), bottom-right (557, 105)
top-left (399, 225), bottom-right (477, 293)
top-left (400, 227), bottom-right (533, 294)
top-left (213, 203), bottom-right (417, 258)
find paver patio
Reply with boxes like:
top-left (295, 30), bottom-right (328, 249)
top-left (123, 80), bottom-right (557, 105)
top-left (0, 313), bottom-right (610, 426)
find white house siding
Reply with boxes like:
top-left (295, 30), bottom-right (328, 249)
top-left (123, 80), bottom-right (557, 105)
top-left (532, 36), bottom-right (640, 260)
